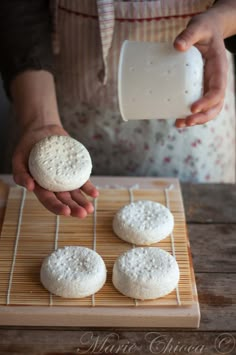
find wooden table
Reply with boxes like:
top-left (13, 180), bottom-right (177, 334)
top-left (0, 175), bottom-right (235, 355)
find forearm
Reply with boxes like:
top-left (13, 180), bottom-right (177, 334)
top-left (11, 70), bottom-right (62, 131)
top-left (210, 0), bottom-right (236, 38)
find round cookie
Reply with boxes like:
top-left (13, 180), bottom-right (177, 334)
top-left (40, 246), bottom-right (107, 298)
top-left (113, 200), bottom-right (174, 245)
top-left (112, 247), bottom-right (179, 300)
top-left (28, 135), bottom-right (92, 192)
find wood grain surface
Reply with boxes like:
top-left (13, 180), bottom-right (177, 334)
top-left (0, 176), bottom-right (235, 355)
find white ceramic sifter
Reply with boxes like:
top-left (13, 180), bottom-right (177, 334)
top-left (118, 40), bottom-right (204, 121)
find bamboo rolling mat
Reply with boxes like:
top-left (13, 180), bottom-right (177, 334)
top-left (0, 180), bottom-right (200, 327)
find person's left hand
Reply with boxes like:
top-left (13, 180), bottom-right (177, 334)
top-left (173, 11), bottom-right (228, 128)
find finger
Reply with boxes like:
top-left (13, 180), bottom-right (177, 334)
top-left (55, 191), bottom-right (87, 218)
top-left (12, 152), bottom-right (35, 191)
top-left (191, 89), bottom-right (225, 114)
top-left (13, 172), bottom-right (35, 191)
top-left (191, 51), bottom-right (227, 114)
top-left (174, 18), bottom-right (207, 51)
top-left (175, 119), bottom-right (187, 128)
top-left (81, 180), bottom-right (99, 198)
top-left (70, 189), bottom-right (94, 214)
top-left (185, 102), bottom-right (224, 126)
top-left (34, 184), bottom-right (71, 216)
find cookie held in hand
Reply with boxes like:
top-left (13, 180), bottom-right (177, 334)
top-left (28, 135), bottom-right (92, 191)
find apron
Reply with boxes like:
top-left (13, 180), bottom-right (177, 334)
top-left (3, 0), bottom-right (236, 183)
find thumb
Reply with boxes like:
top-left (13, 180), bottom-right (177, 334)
top-left (12, 151), bottom-right (35, 191)
top-left (174, 19), bottom-right (204, 51)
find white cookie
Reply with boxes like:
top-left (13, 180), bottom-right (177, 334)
top-left (40, 246), bottom-right (107, 298)
top-left (113, 200), bottom-right (174, 245)
top-left (112, 247), bottom-right (179, 300)
top-left (28, 135), bottom-right (92, 191)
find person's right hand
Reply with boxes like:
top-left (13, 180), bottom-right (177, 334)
top-left (173, 7), bottom-right (229, 127)
top-left (12, 124), bottom-right (99, 218)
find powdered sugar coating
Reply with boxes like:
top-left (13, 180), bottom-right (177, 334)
top-left (112, 247), bottom-right (179, 300)
top-left (28, 135), bottom-right (92, 191)
top-left (40, 246), bottom-right (107, 298)
top-left (113, 200), bottom-right (174, 245)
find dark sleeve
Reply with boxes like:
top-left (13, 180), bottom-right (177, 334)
top-left (224, 36), bottom-right (236, 54)
top-left (0, 0), bottom-right (53, 99)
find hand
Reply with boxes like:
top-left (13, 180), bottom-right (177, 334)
top-left (12, 124), bottom-right (99, 218)
top-left (173, 11), bottom-right (228, 127)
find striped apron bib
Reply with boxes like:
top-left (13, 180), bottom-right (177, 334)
top-left (52, 0), bottom-right (236, 182)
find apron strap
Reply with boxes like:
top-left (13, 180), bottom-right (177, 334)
top-left (97, 0), bottom-right (115, 84)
